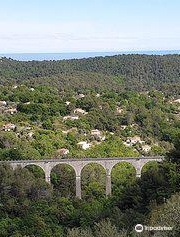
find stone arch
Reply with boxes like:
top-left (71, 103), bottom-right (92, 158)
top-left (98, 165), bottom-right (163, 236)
top-left (50, 162), bottom-right (77, 175)
top-left (50, 163), bottom-right (76, 198)
top-left (81, 162), bottom-right (106, 199)
top-left (110, 161), bottom-right (137, 176)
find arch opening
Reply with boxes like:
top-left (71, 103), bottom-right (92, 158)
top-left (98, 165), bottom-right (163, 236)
top-left (81, 163), bottom-right (106, 200)
top-left (111, 162), bottom-right (136, 196)
top-left (141, 161), bottom-right (160, 175)
top-left (24, 164), bottom-right (45, 179)
top-left (50, 164), bottom-right (76, 198)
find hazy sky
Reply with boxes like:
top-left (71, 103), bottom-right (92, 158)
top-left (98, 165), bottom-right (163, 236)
top-left (0, 0), bottom-right (180, 53)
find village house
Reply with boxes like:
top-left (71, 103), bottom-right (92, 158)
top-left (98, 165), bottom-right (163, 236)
top-left (2, 123), bottom-right (16, 131)
top-left (4, 108), bottom-right (17, 115)
top-left (142, 145), bottom-right (151, 153)
top-left (65, 101), bottom-right (71, 106)
top-left (30, 88), bottom-right (35, 91)
top-left (78, 141), bottom-right (92, 150)
top-left (77, 94), bottom-right (85, 99)
top-left (173, 99), bottom-right (180, 103)
top-left (116, 107), bottom-right (123, 114)
top-left (120, 125), bottom-right (127, 130)
top-left (27, 132), bottom-right (34, 139)
top-left (57, 148), bottom-right (69, 155)
top-left (74, 108), bottom-right (88, 115)
top-left (63, 115), bottom-right (79, 121)
top-left (91, 129), bottom-right (101, 136)
top-left (0, 101), bottom-right (7, 106)
top-left (96, 93), bottom-right (101, 98)
top-left (125, 136), bottom-right (144, 146)
top-left (91, 129), bottom-right (106, 141)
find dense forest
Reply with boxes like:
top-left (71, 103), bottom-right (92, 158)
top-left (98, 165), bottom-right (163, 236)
top-left (0, 55), bottom-right (180, 236)
top-left (1, 54), bottom-right (180, 94)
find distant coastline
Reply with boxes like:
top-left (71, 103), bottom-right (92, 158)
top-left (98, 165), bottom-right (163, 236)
top-left (0, 50), bottom-right (180, 61)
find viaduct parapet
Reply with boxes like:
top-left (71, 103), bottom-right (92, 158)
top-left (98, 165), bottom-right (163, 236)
top-left (0, 157), bottom-right (163, 199)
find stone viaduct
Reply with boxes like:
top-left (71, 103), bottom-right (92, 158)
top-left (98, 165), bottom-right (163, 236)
top-left (0, 156), bottom-right (163, 199)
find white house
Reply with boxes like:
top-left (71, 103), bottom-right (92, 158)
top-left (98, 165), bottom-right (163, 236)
top-left (116, 107), bottom-right (123, 114)
top-left (76, 94), bottom-right (85, 99)
top-left (120, 125), bottom-right (127, 130)
top-left (27, 132), bottom-right (34, 139)
top-left (125, 136), bottom-right (144, 146)
top-left (142, 145), bottom-right (151, 153)
top-left (78, 141), bottom-right (92, 150)
top-left (91, 129), bottom-right (101, 136)
top-left (126, 136), bottom-right (141, 144)
top-left (173, 99), bottom-right (180, 103)
top-left (65, 101), bottom-right (71, 106)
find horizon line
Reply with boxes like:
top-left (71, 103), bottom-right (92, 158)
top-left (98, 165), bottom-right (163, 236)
top-left (0, 49), bottom-right (180, 54)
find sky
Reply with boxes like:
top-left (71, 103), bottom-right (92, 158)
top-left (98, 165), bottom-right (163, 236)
top-left (0, 0), bottom-right (180, 53)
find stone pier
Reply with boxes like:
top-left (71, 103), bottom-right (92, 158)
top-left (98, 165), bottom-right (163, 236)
top-left (75, 175), bottom-right (81, 199)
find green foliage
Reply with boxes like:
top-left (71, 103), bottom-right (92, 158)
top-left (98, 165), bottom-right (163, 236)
top-left (1, 55), bottom-right (180, 94)
top-left (67, 228), bottom-right (93, 237)
top-left (51, 164), bottom-right (76, 198)
top-left (81, 164), bottom-right (106, 200)
top-left (146, 194), bottom-right (180, 237)
top-left (0, 55), bottom-right (180, 236)
top-left (94, 220), bottom-right (127, 237)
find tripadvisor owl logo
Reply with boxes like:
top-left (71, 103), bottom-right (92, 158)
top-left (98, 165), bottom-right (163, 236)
top-left (135, 224), bottom-right (173, 232)
top-left (135, 224), bottom-right (144, 232)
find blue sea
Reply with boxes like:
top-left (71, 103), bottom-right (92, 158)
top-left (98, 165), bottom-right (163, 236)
top-left (0, 50), bottom-right (180, 61)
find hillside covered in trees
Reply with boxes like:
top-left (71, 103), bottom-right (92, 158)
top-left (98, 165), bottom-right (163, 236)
top-left (0, 54), bottom-right (180, 236)
top-left (1, 54), bottom-right (180, 94)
